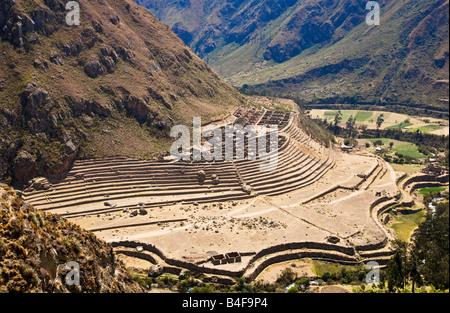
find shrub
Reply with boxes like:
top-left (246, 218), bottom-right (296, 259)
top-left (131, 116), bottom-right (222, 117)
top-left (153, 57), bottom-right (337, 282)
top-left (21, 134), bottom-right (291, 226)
top-left (276, 268), bottom-right (297, 287)
top-left (0, 238), bottom-right (5, 254)
top-left (373, 140), bottom-right (384, 147)
top-left (295, 277), bottom-right (311, 292)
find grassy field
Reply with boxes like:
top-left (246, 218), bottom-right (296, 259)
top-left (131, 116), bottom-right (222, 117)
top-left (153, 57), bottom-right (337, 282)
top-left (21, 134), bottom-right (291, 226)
top-left (391, 164), bottom-right (425, 174)
top-left (386, 122), bottom-right (414, 129)
top-left (366, 138), bottom-right (427, 159)
top-left (419, 186), bottom-right (448, 195)
top-left (390, 209), bottom-right (426, 242)
top-left (412, 124), bottom-right (443, 133)
top-left (322, 110), bottom-right (383, 123)
top-left (310, 110), bottom-right (449, 135)
top-left (311, 260), bottom-right (361, 277)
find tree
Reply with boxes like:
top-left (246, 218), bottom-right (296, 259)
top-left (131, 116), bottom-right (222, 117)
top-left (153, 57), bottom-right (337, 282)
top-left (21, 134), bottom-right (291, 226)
top-left (276, 268), bottom-right (297, 287)
top-left (373, 140), bottom-right (384, 147)
top-left (411, 202), bottom-right (449, 290)
top-left (389, 142), bottom-right (394, 150)
top-left (295, 277), bottom-right (311, 292)
top-left (346, 115), bottom-right (356, 138)
top-left (386, 240), bottom-right (408, 292)
top-left (334, 111), bottom-right (343, 134)
top-left (376, 114), bottom-right (385, 133)
top-left (359, 124), bottom-right (368, 135)
top-left (384, 198), bottom-right (449, 292)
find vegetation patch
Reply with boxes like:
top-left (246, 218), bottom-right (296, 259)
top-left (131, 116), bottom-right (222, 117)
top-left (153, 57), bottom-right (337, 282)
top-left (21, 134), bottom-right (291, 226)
top-left (419, 187), bottom-right (447, 195)
top-left (390, 209), bottom-right (426, 242)
top-left (367, 138), bottom-right (427, 160)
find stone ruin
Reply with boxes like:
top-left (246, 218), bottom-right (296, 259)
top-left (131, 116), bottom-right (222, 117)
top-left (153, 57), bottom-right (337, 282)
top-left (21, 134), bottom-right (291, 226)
top-left (211, 252), bottom-right (242, 266)
top-left (422, 163), bottom-right (448, 176)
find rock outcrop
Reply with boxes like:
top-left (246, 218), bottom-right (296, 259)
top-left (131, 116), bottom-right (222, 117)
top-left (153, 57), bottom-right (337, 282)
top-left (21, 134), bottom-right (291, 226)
top-left (0, 0), bottom-right (244, 186)
top-left (0, 185), bottom-right (144, 293)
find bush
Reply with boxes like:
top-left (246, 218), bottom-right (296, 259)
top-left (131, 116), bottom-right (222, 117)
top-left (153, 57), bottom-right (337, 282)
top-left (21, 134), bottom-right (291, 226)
top-left (133, 274), bottom-right (153, 290)
top-left (0, 238), bottom-right (5, 255)
top-left (178, 278), bottom-right (196, 293)
top-left (373, 140), bottom-right (384, 147)
top-left (295, 277), bottom-right (311, 292)
top-left (276, 268), bottom-right (297, 287)
top-left (322, 272), bottom-right (331, 281)
top-left (192, 285), bottom-right (214, 293)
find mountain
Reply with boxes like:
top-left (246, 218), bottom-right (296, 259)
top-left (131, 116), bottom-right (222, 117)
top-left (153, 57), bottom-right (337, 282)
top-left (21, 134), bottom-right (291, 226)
top-left (0, 0), bottom-right (245, 186)
top-left (0, 184), bottom-right (144, 292)
top-left (136, 0), bottom-right (449, 109)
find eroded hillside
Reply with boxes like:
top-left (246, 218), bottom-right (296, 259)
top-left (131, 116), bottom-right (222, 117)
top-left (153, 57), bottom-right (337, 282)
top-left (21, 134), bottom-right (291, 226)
top-left (0, 184), bottom-right (144, 292)
top-left (0, 0), bottom-right (244, 186)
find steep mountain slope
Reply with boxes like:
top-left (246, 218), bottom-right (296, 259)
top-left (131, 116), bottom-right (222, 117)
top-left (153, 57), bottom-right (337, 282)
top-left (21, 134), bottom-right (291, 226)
top-left (0, 184), bottom-right (144, 292)
top-left (137, 0), bottom-right (449, 108)
top-left (0, 0), bottom-right (245, 186)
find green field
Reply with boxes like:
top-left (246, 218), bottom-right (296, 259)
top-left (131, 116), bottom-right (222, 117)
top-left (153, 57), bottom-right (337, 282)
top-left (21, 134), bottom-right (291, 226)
top-left (391, 164), bottom-right (425, 174)
top-left (390, 209), bottom-right (426, 242)
top-left (311, 260), bottom-right (361, 277)
top-left (367, 138), bottom-right (427, 159)
top-left (386, 122), bottom-right (413, 130)
top-left (323, 110), bottom-right (381, 123)
top-left (411, 124), bottom-right (442, 133)
top-left (419, 187), bottom-right (448, 195)
top-left (311, 110), bottom-right (448, 135)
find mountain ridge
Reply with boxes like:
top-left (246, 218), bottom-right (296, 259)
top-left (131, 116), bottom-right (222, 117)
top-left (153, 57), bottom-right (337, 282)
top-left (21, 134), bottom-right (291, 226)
top-left (137, 0), bottom-right (449, 109)
top-left (0, 0), bottom-right (245, 186)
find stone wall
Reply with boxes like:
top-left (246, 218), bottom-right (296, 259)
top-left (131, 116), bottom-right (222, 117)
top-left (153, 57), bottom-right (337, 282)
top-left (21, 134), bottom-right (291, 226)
top-left (245, 251), bottom-right (359, 282)
top-left (111, 241), bottom-right (167, 260)
top-left (410, 182), bottom-right (449, 194)
top-left (403, 174), bottom-right (449, 190)
top-left (248, 241), bottom-right (355, 266)
top-left (115, 249), bottom-right (156, 264)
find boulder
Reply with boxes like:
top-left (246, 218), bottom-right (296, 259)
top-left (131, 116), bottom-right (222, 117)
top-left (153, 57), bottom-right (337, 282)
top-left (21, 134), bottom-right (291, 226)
top-left (148, 265), bottom-right (163, 278)
top-left (26, 32), bottom-right (38, 43)
top-left (197, 170), bottom-right (206, 183)
top-left (49, 52), bottom-right (64, 66)
top-left (20, 83), bottom-right (50, 120)
top-left (241, 184), bottom-right (252, 194)
top-left (100, 55), bottom-right (116, 73)
top-left (84, 59), bottom-right (105, 78)
top-left (110, 15), bottom-right (120, 25)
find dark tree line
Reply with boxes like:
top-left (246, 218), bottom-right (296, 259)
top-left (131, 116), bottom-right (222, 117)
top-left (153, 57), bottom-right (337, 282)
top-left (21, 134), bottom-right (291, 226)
top-left (384, 195), bottom-right (449, 292)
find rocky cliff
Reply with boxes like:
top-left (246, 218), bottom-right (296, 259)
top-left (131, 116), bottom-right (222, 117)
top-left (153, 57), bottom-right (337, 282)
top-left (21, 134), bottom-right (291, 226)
top-left (0, 0), bottom-right (244, 186)
top-left (0, 184), bottom-right (144, 292)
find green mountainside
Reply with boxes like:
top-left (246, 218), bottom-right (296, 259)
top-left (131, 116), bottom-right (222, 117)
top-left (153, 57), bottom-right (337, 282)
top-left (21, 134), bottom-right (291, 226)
top-left (137, 0), bottom-right (449, 109)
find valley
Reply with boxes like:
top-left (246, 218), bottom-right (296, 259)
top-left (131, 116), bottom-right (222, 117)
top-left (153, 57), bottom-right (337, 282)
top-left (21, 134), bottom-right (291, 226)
top-left (0, 0), bottom-right (448, 295)
top-left (138, 0), bottom-right (449, 109)
top-left (21, 104), bottom-right (449, 287)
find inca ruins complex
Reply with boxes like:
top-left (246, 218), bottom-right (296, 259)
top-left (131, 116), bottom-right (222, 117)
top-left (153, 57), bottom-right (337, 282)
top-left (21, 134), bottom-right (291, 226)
top-left (23, 106), bottom-right (449, 282)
